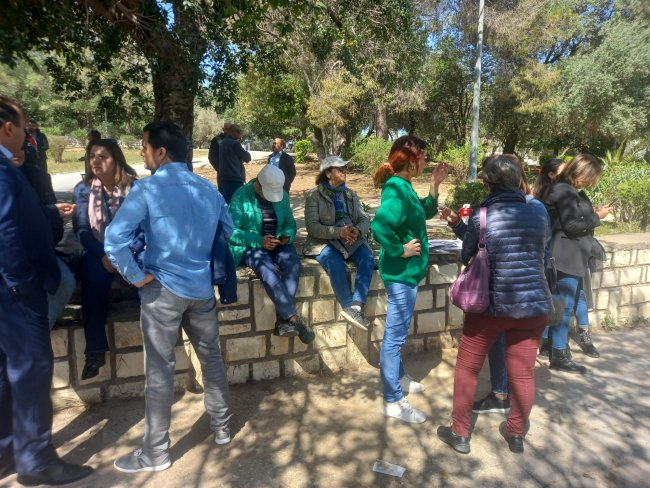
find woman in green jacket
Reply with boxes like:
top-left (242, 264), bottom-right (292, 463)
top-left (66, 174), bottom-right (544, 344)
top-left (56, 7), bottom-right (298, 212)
top-left (371, 135), bottom-right (448, 424)
top-left (228, 164), bottom-right (314, 344)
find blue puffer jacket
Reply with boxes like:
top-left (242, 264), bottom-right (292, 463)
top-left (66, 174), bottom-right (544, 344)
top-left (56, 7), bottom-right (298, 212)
top-left (454, 190), bottom-right (552, 318)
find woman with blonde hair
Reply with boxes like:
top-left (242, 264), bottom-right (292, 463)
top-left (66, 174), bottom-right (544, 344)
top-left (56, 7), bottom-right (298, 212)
top-left (73, 139), bottom-right (143, 379)
top-left (371, 135), bottom-right (448, 424)
top-left (543, 153), bottom-right (609, 373)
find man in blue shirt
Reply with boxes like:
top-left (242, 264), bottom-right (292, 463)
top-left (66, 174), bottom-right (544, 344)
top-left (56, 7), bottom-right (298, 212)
top-left (105, 122), bottom-right (233, 473)
top-left (0, 96), bottom-right (93, 486)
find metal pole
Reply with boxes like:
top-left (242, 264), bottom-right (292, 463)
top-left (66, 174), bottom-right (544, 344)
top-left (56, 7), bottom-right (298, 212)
top-left (469, 0), bottom-right (485, 182)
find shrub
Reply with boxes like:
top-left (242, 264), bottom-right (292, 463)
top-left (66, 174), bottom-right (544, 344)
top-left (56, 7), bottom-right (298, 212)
top-left (588, 163), bottom-right (650, 216)
top-left (120, 134), bottom-right (138, 149)
top-left (295, 139), bottom-right (314, 164)
top-left (617, 179), bottom-right (650, 231)
top-left (444, 182), bottom-right (488, 212)
top-left (48, 135), bottom-right (67, 163)
top-left (440, 144), bottom-right (486, 184)
top-left (69, 129), bottom-right (87, 147)
top-left (348, 137), bottom-right (393, 174)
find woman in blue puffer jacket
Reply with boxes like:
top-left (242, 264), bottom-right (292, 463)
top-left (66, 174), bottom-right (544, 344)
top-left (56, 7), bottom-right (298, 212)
top-left (437, 154), bottom-right (552, 456)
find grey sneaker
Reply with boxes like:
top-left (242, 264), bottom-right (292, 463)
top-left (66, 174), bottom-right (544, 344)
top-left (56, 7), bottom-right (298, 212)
top-left (293, 317), bottom-right (315, 344)
top-left (399, 373), bottom-right (425, 394)
top-left (382, 398), bottom-right (426, 424)
top-left (214, 424), bottom-right (231, 445)
top-left (276, 321), bottom-right (299, 337)
top-left (341, 307), bottom-right (370, 331)
top-left (113, 448), bottom-right (171, 473)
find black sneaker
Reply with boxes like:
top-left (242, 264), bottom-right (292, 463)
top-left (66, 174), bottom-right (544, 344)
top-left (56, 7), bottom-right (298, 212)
top-left (499, 421), bottom-right (524, 453)
top-left (576, 329), bottom-right (600, 358)
top-left (472, 392), bottom-right (510, 414)
top-left (81, 353), bottom-right (106, 380)
top-left (276, 321), bottom-right (299, 337)
top-left (436, 426), bottom-right (470, 454)
top-left (293, 317), bottom-right (315, 344)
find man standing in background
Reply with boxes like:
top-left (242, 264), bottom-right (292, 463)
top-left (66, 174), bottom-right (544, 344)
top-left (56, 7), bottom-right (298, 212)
top-left (268, 137), bottom-right (296, 193)
top-left (26, 119), bottom-right (48, 173)
top-left (217, 123), bottom-right (251, 204)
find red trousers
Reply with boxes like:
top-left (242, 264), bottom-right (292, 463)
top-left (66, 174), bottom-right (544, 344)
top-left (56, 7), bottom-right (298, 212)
top-left (451, 313), bottom-right (547, 437)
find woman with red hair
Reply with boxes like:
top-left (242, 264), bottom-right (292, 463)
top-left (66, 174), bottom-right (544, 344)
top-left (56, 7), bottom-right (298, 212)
top-left (371, 135), bottom-right (448, 424)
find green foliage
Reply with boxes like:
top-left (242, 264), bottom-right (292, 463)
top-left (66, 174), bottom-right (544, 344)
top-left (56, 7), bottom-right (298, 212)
top-left (69, 129), bottom-right (87, 146)
top-left (347, 137), bottom-right (392, 174)
top-left (600, 315), bottom-right (617, 331)
top-left (120, 135), bottom-right (138, 149)
top-left (48, 136), bottom-right (67, 163)
top-left (444, 182), bottom-right (488, 213)
top-left (588, 163), bottom-right (650, 210)
top-left (295, 140), bottom-right (314, 164)
top-left (441, 144), bottom-right (486, 184)
top-left (617, 179), bottom-right (650, 231)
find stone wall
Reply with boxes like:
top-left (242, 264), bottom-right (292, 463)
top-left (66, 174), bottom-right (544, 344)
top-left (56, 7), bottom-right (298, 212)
top-left (49, 234), bottom-right (650, 407)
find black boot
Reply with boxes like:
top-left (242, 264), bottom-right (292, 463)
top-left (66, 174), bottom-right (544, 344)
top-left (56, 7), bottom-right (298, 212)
top-left (81, 353), bottom-right (106, 380)
top-left (539, 338), bottom-right (550, 358)
top-left (549, 347), bottom-right (586, 374)
top-left (576, 329), bottom-right (600, 358)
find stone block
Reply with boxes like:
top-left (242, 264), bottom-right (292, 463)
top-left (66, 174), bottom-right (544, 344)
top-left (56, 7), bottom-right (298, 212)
top-left (620, 286), bottom-right (632, 306)
top-left (52, 388), bottom-right (86, 411)
top-left (218, 308), bottom-right (251, 322)
top-left (596, 290), bottom-right (609, 310)
top-left (253, 280), bottom-right (276, 331)
top-left (612, 250), bottom-right (631, 267)
top-left (365, 295), bottom-right (388, 317)
top-left (619, 267), bottom-right (643, 286)
top-left (435, 288), bottom-right (447, 308)
top-left (345, 328), bottom-right (368, 368)
top-left (115, 351), bottom-right (144, 378)
top-left (50, 328), bottom-right (69, 358)
top-left (252, 361), bottom-right (280, 381)
top-left (448, 304), bottom-right (464, 329)
top-left (52, 360), bottom-right (70, 389)
top-left (314, 323), bottom-right (348, 350)
top-left (600, 270), bottom-right (618, 288)
top-left (293, 336), bottom-right (310, 354)
top-left (270, 335), bottom-right (290, 355)
top-left (631, 285), bottom-right (650, 304)
top-left (318, 274), bottom-right (335, 296)
top-left (214, 280), bottom-right (250, 306)
top-left (639, 302), bottom-right (650, 317)
top-left (320, 348), bottom-right (347, 373)
top-left (369, 271), bottom-right (384, 291)
top-left (370, 318), bottom-right (385, 342)
top-left (312, 299), bottom-right (336, 323)
top-left (429, 264), bottom-right (458, 285)
top-left (114, 320), bottom-right (142, 349)
top-left (107, 380), bottom-right (146, 399)
top-left (77, 387), bottom-right (103, 404)
top-left (175, 347), bottom-right (190, 371)
top-left (225, 336), bottom-right (266, 361)
top-left (284, 355), bottom-right (320, 377)
top-left (590, 271), bottom-right (602, 289)
top-left (296, 276), bottom-right (316, 298)
top-left (73, 329), bottom-right (110, 385)
top-left (227, 364), bottom-right (249, 384)
top-left (219, 323), bottom-right (252, 335)
top-left (415, 289), bottom-right (434, 311)
top-left (619, 305), bottom-right (639, 320)
top-left (416, 311), bottom-right (446, 334)
top-left (637, 249), bottom-right (650, 265)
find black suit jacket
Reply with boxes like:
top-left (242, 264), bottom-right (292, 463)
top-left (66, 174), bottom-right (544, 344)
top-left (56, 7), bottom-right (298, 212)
top-left (267, 151), bottom-right (296, 193)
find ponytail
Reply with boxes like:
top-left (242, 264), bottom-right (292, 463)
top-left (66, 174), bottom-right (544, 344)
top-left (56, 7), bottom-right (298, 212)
top-left (373, 162), bottom-right (395, 188)
top-left (532, 158), bottom-right (564, 201)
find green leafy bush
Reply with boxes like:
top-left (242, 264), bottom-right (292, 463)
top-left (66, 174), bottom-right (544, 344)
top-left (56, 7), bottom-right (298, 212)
top-left (588, 163), bottom-right (650, 211)
top-left (295, 139), bottom-right (314, 164)
top-left (617, 179), bottom-right (650, 231)
top-left (120, 135), bottom-right (138, 149)
top-left (69, 129), bottom-right (87, 146)
top-left (440, 144), bottom-right (486, 183)
top-left (348, 137), bottom-right (392, 174)
top-left (48, 135), bottom-right (67, 163)
top-left (444, 182), bottom-right (488, 212)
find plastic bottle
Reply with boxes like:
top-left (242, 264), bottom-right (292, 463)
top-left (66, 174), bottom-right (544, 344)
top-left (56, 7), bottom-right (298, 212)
top-left (459, 204), bottom-right (472, 224)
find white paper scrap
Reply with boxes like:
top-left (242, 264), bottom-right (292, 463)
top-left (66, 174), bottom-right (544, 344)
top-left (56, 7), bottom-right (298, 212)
top-left (372, 460), bottom-right (406, 478)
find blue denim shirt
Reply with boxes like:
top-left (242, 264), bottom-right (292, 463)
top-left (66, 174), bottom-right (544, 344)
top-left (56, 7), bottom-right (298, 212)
top-left (104, 163), bottom-right (233, 300)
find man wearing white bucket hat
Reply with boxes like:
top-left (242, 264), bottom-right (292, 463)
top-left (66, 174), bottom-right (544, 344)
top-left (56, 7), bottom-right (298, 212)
top-left (228, 165), bottom-right (315, 343)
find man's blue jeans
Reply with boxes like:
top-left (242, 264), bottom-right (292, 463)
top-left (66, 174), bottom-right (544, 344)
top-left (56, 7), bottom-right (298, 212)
top-left (242, 244), bottom-right (301, 321)
top-left (380, 282), bottom-right (417, 402)
top-left (218, 180), bottom-right (243, 204)
top-left (315, 244), bottom-right (374, 309)
top-left (47, 257), bottom-right (76, 329)
top-left (488, 333), bottom-right (508, 395)
top-left (549, 272), bottom-right (589, 351)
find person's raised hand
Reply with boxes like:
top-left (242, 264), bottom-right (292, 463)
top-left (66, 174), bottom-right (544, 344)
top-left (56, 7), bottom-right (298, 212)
top-left (401, 238), bottom-right (422, 258)
top-left (431, 162), bottom-right (449, 186)
top-left (596, 205), bottom-right (612, 219)
top-left (439, 206), bottom-right (460, 226)
top-left (262, 235), bottom-right (280, 250)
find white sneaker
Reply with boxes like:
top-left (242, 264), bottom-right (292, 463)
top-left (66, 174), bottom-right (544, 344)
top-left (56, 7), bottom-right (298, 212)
top-left (383, 398), bottom-right (426, 423)
top-left (400, 374), bottom-right (425, 394)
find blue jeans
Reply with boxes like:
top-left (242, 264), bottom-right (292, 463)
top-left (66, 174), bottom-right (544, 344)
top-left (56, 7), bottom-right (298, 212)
top-left (47, 257), bottom-right (76, 329)
top-left (549, 272), bottom-right (589, 351)
top-left (315, 244), bottom-right (374, 308)
top-left (218, 180), bottom-right (243, 204)
top-left (380, 282), bottom-right (417, 402)
top-left (242, 244), bottom-right (301, 320)
top-left (488, 333), bottom-right (508, 395)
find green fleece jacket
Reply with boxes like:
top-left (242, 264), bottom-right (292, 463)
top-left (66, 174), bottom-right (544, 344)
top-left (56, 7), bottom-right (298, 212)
top-left (370, 175), bottom-right (438, 286)
top-left (228, 180), bottom-right (297, 266)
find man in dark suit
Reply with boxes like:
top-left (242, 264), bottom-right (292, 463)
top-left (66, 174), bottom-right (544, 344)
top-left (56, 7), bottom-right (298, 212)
top-left (268, 137), bottom-right (296, 193)
top-left (0, 97), bottom-right (92, 486)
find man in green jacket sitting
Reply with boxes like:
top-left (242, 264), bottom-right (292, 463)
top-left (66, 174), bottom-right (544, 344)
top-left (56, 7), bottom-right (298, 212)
top-left (228, 165), bottom-right (315, 343)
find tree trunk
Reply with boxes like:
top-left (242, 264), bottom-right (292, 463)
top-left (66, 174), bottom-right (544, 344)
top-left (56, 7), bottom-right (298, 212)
top-left (309, 127), bottom-right (327, 160)
top-left (376, 104), bottom-right (389, 140)
top-left (503, 128), bottom-right (519, 154)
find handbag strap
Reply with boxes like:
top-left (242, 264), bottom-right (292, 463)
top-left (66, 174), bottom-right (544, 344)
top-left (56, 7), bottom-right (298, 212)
top-left (479, 207), bottom-right (487, 246)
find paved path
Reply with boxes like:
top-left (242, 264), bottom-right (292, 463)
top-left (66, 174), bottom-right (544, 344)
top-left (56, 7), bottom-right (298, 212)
top-left (7, 327), bottom-right (647, 487)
